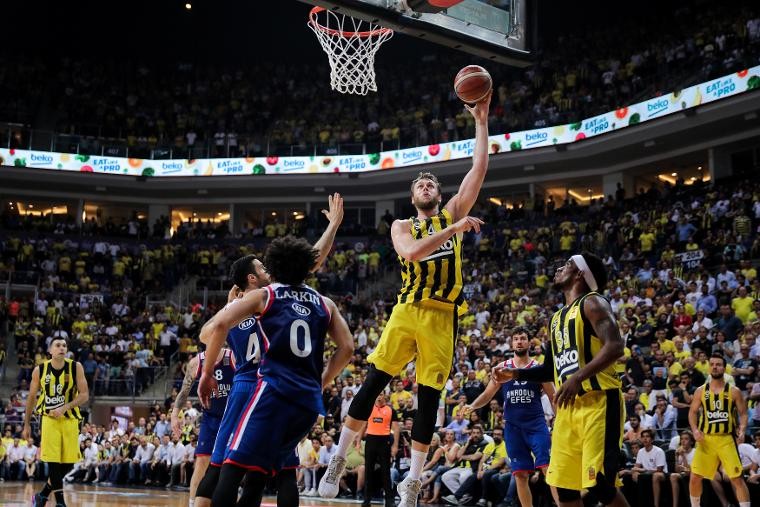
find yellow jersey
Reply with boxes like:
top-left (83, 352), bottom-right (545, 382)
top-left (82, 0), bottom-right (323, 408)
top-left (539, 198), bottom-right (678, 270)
top-left (35, 359), bottom-right (82, 420)
top-left (698, 381), bottom-right (736, 435)
top-left (397, 208), bottom-right (465, 311)
top-left (549, 292), bottom-right (621, 393)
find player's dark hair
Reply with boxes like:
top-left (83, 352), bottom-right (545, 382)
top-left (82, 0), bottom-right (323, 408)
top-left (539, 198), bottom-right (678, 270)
top-left (264, 236), bottom-right (318, 286)
top-left (410, 171), bottom-right (442, 195)
top-left (710, 352), bottom-right (727, 366)
top-left (49, 336), bottom-right (68, 347)
top-left (511, 326), bottom-right (530, 337)
top-left (581, 251), bottom-right (608, 291)
top-left (230, 254), bottom-right (258, 290)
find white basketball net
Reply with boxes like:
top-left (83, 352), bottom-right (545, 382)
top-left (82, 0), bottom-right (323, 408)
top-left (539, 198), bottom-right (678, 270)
top-left (308, 7), bottom-right (393, 95)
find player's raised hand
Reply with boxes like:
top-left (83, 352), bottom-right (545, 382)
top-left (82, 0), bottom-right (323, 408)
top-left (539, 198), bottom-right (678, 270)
top-left (452, 216), bottom-right (484, 234)
top-left (197, 371), bottom-right (218, 410)
top-left (227, 284), bottom-right (242, 303)
top-left (464, 89), bottom-right (492, 123)
top-left (322, 192), bottom-right (344, 225)
top-left (491, 365), bottom-right (516, 383)
top-left (462, 404), bottom-right (474, 418)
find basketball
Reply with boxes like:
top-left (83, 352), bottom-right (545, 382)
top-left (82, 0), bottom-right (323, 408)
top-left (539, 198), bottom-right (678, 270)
top-left (454, 65), bottom-right (492, 104)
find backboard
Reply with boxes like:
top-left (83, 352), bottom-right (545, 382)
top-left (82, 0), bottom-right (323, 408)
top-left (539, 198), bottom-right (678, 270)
top-left (301, 0), bottom-right (533, 67)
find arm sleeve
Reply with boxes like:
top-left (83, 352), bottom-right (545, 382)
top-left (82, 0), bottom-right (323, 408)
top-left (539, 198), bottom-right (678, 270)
top-left (515, 346), bottom-right (555, 383)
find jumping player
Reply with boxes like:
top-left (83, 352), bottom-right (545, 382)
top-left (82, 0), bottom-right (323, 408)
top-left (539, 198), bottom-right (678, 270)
top-left (198, 236), bottom-right (354, 507)
top-left (171, 347), bottom-right (235, 505)
top-left (24, 337), bottom-right (89, 507)
top-left (320, 92), bottom-right (492, 507)
top-left (194, 193), bottom-right (344, 507)
top-left (688, 353), bottom-right (750, 507)
top-left (493, 253), bottom-right (630, 507)
top-left (464, 327), bottom-right (556, 507)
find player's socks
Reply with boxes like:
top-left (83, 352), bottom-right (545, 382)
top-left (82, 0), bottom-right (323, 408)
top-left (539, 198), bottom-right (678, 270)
top-left (689, 496), bottom-right (700, 507)
top-left (335, 426), bottom-right (359, 456)
top-left (407, 449), bottom-right (427, 480)
top-left (54, 491), bottom-right (66, 505)
top-left (189, 499), bottom-right (195, 507)
top-left (739, 503), bottom-right (750, 507)
top-left (38, 482), bottom-right (52, 498)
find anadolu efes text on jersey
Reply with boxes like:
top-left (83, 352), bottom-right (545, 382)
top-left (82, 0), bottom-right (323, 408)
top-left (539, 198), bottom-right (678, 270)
top-left (498, 359), bottom-right (545, 428)
top-left (196, 349), bottom-right (235, 418)
top-left (223, 301), bottom-right (269, 383)
top-left (257, 283), bottom-right (331, 414)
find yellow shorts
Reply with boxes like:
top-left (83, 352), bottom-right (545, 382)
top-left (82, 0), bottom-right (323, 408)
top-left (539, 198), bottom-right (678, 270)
top-left (367, 299), bottom-right (456, 390)
top-left (546, 389), bottom-right (624, 491)
top-left (691, 434), bottom-right (743, 479)
top-left (40, 415), bottom-right (81, 464)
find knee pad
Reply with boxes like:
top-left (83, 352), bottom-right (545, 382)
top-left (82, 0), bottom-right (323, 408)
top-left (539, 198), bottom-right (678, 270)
top-left (556, 487), bottom-right (581, 503)
top-left (195, 464), bottom-right (220, 499)
top-left (588, 472), bottom-right (617, 505)
top-left (411, 384), bottom-right (441, 444)
top-left (347, 365), bottom-right (393, 421)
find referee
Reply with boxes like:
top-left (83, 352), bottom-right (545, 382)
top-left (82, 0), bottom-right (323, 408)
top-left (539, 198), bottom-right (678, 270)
top-left (362, 392), bottom-right (400, 507)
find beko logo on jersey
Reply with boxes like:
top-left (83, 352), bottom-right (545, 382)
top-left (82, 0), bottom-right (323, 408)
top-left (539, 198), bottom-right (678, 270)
top-left (554, 349), bottom-right (579, 371)
top-left (706, 410), bottom-right (729, 421)
top-left (45, 395), bottom-right (66, 406)
top-left (238, 318), bottom-right (256, 330)
top-left (292, 303), bottom-right (311, 316)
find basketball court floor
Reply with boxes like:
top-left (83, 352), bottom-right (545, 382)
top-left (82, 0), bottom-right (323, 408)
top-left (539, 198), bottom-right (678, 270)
top-left (1, 482), bottom-right (413, 506)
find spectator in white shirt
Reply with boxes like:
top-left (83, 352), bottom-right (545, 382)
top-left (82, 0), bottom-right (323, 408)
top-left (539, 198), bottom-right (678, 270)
top-left (669, 431), bottom-right (696, 507)
top-left (6, 438), bottom-right (27, 480)
top-left (181, 440), bottom-right (196, 487)
top-left (23, 437), bottom-right (40, 480)
top-left (341, 389), bottom-right (355, 421)
top-left (167, 434), bottom-right (186, 488)
top-left (131, 437), bottom-right (155, 484)
top-left (632, 429), bottom-right (667, 507)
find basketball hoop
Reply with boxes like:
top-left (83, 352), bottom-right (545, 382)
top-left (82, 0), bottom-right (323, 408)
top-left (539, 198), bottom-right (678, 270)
top-left (308, 6), bottom-right (393, 95)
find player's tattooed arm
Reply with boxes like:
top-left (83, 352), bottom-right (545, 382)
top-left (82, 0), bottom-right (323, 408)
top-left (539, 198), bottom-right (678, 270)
top-left (172, 355), bottom-right (198, 437)
top-left (312, 193), bottom-right (343, 272)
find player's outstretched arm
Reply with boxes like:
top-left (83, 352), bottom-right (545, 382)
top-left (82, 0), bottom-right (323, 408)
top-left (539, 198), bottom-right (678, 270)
top-left (312, 193), bottom-right (344, 272)
top-left (464, 376), bottom-right (501, 413)
top-left (445, 91), bottom-right (492, 221)
top-left (391, 216), bottom-right (483, 262)
top-left (321, 297), bottom-right (354, 389)
top-left (555, 294), bottom-right (624, 408)
top-left (496, 346), bottom-right (555, 384)
top-left (172, 355), bottom-right (199, 437)
top-left (22, 365), bottom-right (40, 440)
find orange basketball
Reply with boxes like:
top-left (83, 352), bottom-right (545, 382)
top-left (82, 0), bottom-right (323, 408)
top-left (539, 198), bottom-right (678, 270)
top-left (454, 65), bottom-right (492, 104)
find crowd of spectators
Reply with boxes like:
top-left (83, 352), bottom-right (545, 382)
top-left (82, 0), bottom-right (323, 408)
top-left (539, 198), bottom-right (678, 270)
top-left (3, 173), bottom-right (760, 504)
top-left (1, 4), bottom-right (758, 158)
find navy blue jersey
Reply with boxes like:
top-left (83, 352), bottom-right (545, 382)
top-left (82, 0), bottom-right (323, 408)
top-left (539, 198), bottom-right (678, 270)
top-left (257, 283), bottom-right (331, 414)
top-left (499, 358), bottom-right (546, 429)
top-left (224, 305), bottom-right (268, 383)
top-left (196, 349), bottom-right (235, 418)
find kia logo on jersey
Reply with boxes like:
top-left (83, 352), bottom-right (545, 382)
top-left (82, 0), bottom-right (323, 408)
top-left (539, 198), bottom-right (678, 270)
top-left (292, 303), bottom-right (311, 316)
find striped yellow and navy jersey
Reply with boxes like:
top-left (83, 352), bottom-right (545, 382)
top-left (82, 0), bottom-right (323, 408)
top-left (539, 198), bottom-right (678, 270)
top-left (698, 381), bottom-right (736, 435)
top-left (35, 359), bottom-right (82, 420)
top-left (397, 208), bottom-right (465, 311)
top-left (549, 292), bottom-right (621, 393)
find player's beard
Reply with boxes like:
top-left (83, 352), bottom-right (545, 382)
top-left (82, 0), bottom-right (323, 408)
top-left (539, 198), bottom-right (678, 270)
top-left (413, 195), bottom-right (439, 211)
top-left (710, 372), bottom-right (724, 379)
top-left (514, 348), bottom-right (528, 357)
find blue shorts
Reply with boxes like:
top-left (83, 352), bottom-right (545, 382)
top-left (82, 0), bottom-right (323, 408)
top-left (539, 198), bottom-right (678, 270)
top-left (223, 379), bottom-right (318, 475)
top-left (504, 420), bottom-right (551, 473)
top-left (196, 413), bottom-right (223, 457)
top-left (210, 379), bottom-right (258, 466)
